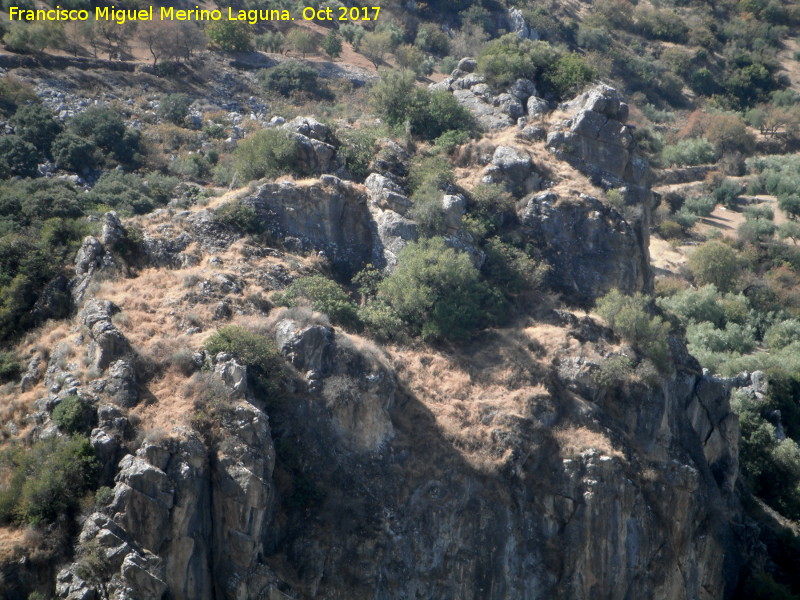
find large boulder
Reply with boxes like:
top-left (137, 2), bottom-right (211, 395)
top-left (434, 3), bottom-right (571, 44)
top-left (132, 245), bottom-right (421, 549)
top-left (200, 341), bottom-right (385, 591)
top-left (373, 209), bottom-right (419, 270)
top-left (483, 145), bottom-right (542, 196)
top-left (275, 319), bottom-right (336, 382)
top-left (72, 235), bottom-right (116, 304)
top-left (364, 173), bottom-right (411, 215)
top-left (104, 359), bottom-right (138, 407)
top-left (283, 116), bottom-right (332, 143)
top-left (283, 116), bottom-right (338, 174)
top-left (507, 7), bottom-right (538, 40)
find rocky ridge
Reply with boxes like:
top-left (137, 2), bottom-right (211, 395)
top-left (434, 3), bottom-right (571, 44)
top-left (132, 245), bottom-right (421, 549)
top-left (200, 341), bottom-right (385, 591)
top-left (0, 80), bottom-right (753, 600)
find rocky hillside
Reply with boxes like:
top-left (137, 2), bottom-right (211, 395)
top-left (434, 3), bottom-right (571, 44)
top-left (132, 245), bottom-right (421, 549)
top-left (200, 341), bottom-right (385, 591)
top-left (3, 0), bottom-right (800, 596)
top-left (0, 63), bottom-right (756, 598)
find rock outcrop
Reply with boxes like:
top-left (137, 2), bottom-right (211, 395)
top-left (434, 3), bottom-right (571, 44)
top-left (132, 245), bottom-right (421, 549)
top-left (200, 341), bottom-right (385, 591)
top-left (283, 116), bottom-right (339, 175)
top-left (18, 83), bottom-right (747, 600)
top-left (432, 68), bottom-right (546, 130)
top-left (79, 300), bottom-right (131, 371)
top-left (547, 85), bottom-right (647, 188)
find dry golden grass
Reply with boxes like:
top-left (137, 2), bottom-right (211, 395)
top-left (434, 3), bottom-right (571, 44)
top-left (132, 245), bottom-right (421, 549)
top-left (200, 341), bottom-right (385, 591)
top-left (385, 321), bottom-right (578, 470)
top-left (554, 426), bottom-right (624, 460)
top-left (650, 236), bottom-right (689, 276)
top-left (132, 368), bottom-right (199, 432)
top-left (0, 526), bottom-right (26, 562)
top-left (455, 125), bottom-right (606, 201)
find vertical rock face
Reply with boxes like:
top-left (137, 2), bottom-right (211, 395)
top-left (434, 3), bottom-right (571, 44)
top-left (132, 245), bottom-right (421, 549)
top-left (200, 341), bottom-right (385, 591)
top-left (57, 379), bottom-right (276, 600)
top-left (519, 192), bottom-right (650, 305)
top-left (542, 84), bottom-right (658, 302)
top-left (210, 403), bottom-right (275, 599)
top-left (245, 177), bottom-right (375, 276)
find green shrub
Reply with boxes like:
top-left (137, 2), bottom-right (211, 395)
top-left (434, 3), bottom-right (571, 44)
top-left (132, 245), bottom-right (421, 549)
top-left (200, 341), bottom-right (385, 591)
top-left (477, 34), bottom-right (558, 89)
top-left (339, 23), bottom-right (364, 49)
top-left (10, 103), bottom-right (62, 156)
top-left (215, 200), bottom-right (262, 234)
top-left (360, 30), bottom-right (393, 66)
top-left (358, 300), bottom-right (404, 342)
top-left (259, 61), bottom-right (328, 98)
top-left (376, 237), bottom-right (506, 341)
top-left (70, 107), bottom-right (141, 166)
top-left (778, 221), bottom-right (800, 243)
top-left (482, 237), bottom-right (547, 294)
top-left (477, 35), bottom-right (593, 100)
top-left (0, 135), bottom-right (40, 179)
top-left (206, 20), bottom-right (252, 51)
top-left (779, 195), bottom-right (800, 220)
top-left (52, 395), bottom-right (96, 435)
top-left (688, 240), bottom-right (741, 292)
top-left (657, 220), bottom-right (684, 239)
top-left (0, 435), bottom-right (97, 525)
top-left (255, 31), bottom-right (284, 53)
top-left (662, 138), bottom-right (717, 166)
top-left (232, 128), bottom-right (304, 182)
top-left (286, 27), bottom-right (318, 57)
top-left (465, 183), bottom-right (515, 240)
top-left (168, 153), bottom-right (212, 180)
top-left (691, 67), bottom-right (720, 96)
top-left (435, 129), bottom-right (471, 153)
top-left (0, 350), bottom-right (20, 383)
top-left (636, 8), bottom-right (689, 42)
top-left (409, 187), bottom-right (446, 236)
top-left (94, 485), bottom-right (113, 507)
top-left (683, 195), bottom-right (716, 217)
top-left (732, 387), bottom-right (800, 520)
top-left (640, 103), bottom-right (675, 123)
top-left (0, 75), bottom-right (37, 117)
top-left (576, 25), bottom-right (612, 51)
top-left (3, 21), bottom-right (65, 53)
top-left (158, 93), bottom-right (192, 127)
top-left (337, 126), bottom-right (380, 181)
top-left (86, 171), bottom-right (162, 216)
top-left (765, 319), bottom-right (800, 350)
top-left (414, 23), bottom-right (449, 55)
top-left (51, 131), bottom-right (98, 172)
top-left (416, 90), bottom-right (476, 140)
top-left (725, 62), bottom-right (777, 109)
top-left (542, 52), bottom-right (595, 99)
top-left (407, 154), bottom-right (454, 194)
top-left (595, 289), bottom-right (672, 372)
top-left (321, 31), bottom-right (342, 59)
top-left (439, 56), bottom-right (458, 74)
top-left (687, 320), bottom-right (756, 354)
top-left (394, 43), bottom-right (427, 76)
top-left (712, 178), bottom-right (741, 209)
top-left (204, 325), bottom-right (284, 396)
top-left (657, 284), bottom-right (728, 327)
top-left (674, 208), bottom-right (698, 230)
top-left (274, 275), bottom-right (360, 329)
top-left (739, 219), bottom-right (776, 244)
top-left (595, 355), bottom-right (635, 388)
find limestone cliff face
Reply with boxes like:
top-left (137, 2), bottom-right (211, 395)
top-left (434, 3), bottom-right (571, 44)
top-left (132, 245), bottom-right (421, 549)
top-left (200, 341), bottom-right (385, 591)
top-left (41, 85), bottom-right (746, 600)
